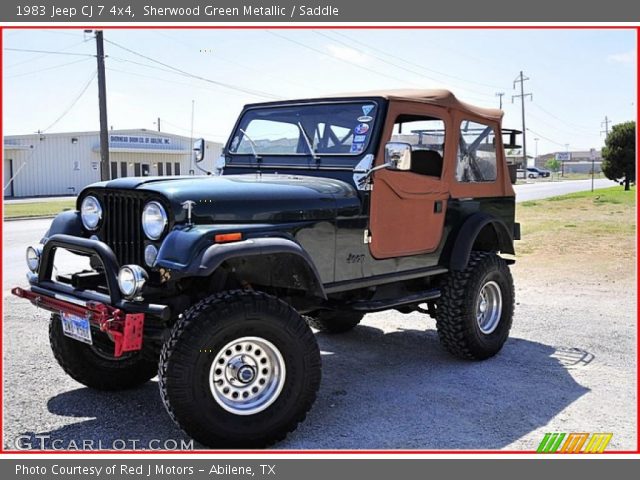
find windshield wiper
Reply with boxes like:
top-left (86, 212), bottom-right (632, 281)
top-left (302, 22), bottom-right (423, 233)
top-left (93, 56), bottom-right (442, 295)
top-left (239, 129), bottom-right (262, 163)
top-left (297, 122), bottom-right (320, 161)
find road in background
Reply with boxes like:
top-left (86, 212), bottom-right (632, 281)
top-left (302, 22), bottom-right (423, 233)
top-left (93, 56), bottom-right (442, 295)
top-left (514, 178), bottom-right (617, 202)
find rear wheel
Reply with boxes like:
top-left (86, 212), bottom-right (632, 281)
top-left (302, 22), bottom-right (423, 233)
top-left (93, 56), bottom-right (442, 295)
top-left (159, 290), bottom-right (321, 448)
top-left (49, 313), bottom-right (158, 390)
top-left (305, 310), bottom-right (364, 334)
top-left (435, 252), bottom-right (514, 360)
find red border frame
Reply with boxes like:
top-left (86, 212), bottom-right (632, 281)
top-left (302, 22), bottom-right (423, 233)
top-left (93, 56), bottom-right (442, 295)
top-left (0, 24), bottom-right (638, 456)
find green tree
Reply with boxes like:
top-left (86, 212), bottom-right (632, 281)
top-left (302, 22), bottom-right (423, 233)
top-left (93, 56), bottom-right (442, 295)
top-left (602, 121), bottom-right (636, 191)
top-left (545, 157), bottom-right (561, 173)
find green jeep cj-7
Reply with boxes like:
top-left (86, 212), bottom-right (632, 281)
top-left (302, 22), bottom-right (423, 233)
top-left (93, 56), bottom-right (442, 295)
top-left (13, 89), bottom-right (520, 448)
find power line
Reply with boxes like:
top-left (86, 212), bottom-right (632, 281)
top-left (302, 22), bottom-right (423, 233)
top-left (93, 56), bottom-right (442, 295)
top-left (526, 111), bottom-right (597, 138)
top-left (314, 30), bottom-right (496, 99)
top-left (103, 38), bottom-right (282, 100)
top-left (105, 67), bottom-right (265, 102)
top-left (153, 31), bottom-right (316, 94)
top-left (326, 30), bottom-right (505, 92)
top-left (267, 31), bottom-right (411, 86)
top-left (530, 102), bottom-right (594, 133)
top-left (526, 127), bottom-right (568, 148)
top-left (268, 31), bottom-right (498, 106)
top-left (109, 55), bottom-right (191, 76)
top-left (5, 57), bottom-right (92, 79)
top-left (5, 39), bottom-right (91, 68)
top-left (5, 47), bottom-right (94, 57)
top-left (42, 70), bottom-right (97, 132)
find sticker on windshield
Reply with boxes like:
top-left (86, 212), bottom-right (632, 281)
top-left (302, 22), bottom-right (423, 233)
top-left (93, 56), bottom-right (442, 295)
top-left (362, 105), bottom-right (375, 116)
top-left (357, 115), bottom-right (373, 123)
top-left (350, 143), bottom-right (365, 153)
top-left (354, 123), bottom-right (370, 135)
top-left (353, 134), bottom-right (367, 143)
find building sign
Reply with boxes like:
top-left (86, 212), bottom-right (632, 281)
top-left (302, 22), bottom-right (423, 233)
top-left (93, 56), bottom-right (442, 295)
top-left (109, 135), bottom-right (172, 148)
top-left (555, 152), bottom-right (571, 161)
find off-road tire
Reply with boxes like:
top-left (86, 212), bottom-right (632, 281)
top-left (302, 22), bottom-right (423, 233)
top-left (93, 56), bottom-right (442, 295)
top-left (159, 290), bottom-right (321, 449)
top-left (49, 313), bottom-right (158, 390)
top-left (435, 251), bottom-right (514, 360)
top-left (305, 310), bottom-right (364, 334)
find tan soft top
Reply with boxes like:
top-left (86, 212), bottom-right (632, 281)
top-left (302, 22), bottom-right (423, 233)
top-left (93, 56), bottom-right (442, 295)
top-left (315, 89), bottom-right (503, 122)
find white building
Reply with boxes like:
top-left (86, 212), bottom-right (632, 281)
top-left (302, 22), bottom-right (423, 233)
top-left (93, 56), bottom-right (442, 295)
top-left (3, 129), bottom-right (223, 198)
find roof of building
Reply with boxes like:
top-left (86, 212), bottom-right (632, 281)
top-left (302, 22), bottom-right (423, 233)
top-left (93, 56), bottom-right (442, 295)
top-left (4, 129), bottom-right (220, 142)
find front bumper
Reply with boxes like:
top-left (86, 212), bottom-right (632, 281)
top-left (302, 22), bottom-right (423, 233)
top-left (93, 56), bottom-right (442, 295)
top-left (12, 234), bottom-right (171, 357)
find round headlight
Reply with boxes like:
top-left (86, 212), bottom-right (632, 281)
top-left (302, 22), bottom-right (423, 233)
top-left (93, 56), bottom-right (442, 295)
top-left (142, 201), bottom-right (168, 240)
top-left (117, 265), bottom-right (147, 299)
top-left (81, 196), bottom-right (102, 230)
top-left (26, 245), bottom-right (42, 273)
top-left (144, 244), bottom-right (158, 267)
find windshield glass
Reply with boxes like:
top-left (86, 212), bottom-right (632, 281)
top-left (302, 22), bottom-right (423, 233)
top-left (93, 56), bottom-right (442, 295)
top-left (228, 102), bottom-right (379, 156)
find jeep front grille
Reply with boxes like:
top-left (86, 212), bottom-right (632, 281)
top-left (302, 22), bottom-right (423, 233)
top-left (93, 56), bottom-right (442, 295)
top-left (99, 192), bottom-right (145, 266)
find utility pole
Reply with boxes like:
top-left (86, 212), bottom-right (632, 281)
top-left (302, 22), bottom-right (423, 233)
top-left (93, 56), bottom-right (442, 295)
top-left (156, 117), bottom-right (161, 132)
top-left (512, 71), bottom-right (532, 168)
top-left (495, 92), bottom-right (505, 110)
top-left (94, 30), bottom-right (110, 181)
top-left (189, 100), bottom-right (195, 175)
top-left (601, 116), bottom-right (611, 137)
top-left (562, 143), bottom-right (569, 177)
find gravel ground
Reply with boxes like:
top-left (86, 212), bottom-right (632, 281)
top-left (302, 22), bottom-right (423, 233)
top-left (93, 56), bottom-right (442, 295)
top-left (3, 263), bottom-right (636, 451)
top-left (2, 210), bottom-right (636, 451)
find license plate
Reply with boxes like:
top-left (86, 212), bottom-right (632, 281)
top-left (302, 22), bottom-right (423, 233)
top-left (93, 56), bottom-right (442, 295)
top-left (61, 312), bottom-right (93, 345)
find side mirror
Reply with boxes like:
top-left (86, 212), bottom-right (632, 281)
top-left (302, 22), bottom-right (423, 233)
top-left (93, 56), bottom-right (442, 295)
top-left (193, 138), bottom-right (205, 163)
top-left (384, 142), bottom-right (412, 171)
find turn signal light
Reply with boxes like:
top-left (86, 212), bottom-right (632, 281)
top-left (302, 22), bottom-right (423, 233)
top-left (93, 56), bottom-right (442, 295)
top-left (214, 233), bottom-right (243, 243)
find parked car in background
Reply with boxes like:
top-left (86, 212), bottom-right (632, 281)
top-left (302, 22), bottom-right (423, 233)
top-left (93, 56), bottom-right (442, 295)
top-left (527, 167), bottom-right (551, 178)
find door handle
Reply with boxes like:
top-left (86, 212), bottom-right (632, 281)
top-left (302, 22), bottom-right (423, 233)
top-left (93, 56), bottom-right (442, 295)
top-left (434, 200), bottom-right (443, 213)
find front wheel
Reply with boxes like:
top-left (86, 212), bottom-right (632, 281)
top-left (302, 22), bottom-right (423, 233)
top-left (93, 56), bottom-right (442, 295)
top-left (159, 290), bottom-right (321, 448)
top-left (49, 313), bottom-right (158, 390)
top-left (435, 252), bottom-right (514, 360)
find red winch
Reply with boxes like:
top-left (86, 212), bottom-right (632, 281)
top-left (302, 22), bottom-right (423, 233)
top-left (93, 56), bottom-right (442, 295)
top-left (11, 287), bottom-right (144, 358)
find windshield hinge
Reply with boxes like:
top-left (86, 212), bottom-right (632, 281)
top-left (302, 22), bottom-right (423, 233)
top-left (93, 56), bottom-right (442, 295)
top-left (363, 229), bottom-right (372, 244)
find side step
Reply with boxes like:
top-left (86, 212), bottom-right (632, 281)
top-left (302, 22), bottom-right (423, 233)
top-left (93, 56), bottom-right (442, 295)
top-left (347, 289), bottom-right (441, 313)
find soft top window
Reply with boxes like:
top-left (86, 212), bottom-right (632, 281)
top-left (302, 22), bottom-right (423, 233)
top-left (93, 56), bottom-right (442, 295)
top-left (229, 102), bottom-right (378, 156)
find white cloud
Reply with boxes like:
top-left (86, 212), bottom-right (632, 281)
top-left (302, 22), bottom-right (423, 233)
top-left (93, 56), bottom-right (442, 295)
top-left (326, 44), bottom-right (369, 65)
top-left (607, 50), bottom-right (636, 64)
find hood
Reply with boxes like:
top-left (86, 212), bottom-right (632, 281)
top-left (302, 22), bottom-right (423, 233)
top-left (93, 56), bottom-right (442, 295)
top-left (97, 174), bottom-right (360, 224)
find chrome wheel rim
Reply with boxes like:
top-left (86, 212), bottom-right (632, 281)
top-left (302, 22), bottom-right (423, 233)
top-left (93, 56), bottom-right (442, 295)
top-left (209, 336), bottom-right (286, 416)
top-left (476, 280), bottom-right (503, 334)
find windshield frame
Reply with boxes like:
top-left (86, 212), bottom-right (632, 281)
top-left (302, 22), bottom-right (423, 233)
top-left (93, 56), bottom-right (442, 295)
top-left (225, 99), bottom-right (382, 158)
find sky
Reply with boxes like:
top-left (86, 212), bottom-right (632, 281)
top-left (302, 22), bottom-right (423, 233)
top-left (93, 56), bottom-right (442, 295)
top-left (3, 28), bottom-right (637, 156)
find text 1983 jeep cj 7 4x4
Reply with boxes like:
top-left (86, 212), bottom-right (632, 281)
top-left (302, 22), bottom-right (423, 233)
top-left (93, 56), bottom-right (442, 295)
top-left (13, 89), bottom-right (520, 448)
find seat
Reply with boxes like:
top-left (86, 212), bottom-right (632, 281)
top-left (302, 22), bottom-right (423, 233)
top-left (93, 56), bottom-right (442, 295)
top-left (411, 150), bottom-right (443, 177)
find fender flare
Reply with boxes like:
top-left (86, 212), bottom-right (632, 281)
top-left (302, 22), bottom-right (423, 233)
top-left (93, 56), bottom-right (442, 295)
top-left (448, 213), bottom-right (514, 271)
top-left (42, 210), bottom-right (83, 243)
top-left (192, 237), bottom-right (327, 300)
